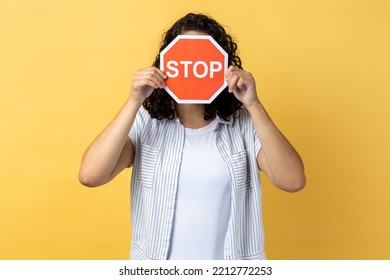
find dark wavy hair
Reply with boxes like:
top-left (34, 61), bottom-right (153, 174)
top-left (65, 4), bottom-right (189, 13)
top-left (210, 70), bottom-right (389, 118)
top-left (143, 13), bottom-right (242, 121)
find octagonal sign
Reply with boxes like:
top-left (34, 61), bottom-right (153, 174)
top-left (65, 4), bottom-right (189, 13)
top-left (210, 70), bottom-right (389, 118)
top-left (160, 35), bottom-right (228, 104)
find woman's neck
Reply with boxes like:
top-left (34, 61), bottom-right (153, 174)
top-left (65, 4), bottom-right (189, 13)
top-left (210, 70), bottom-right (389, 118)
top-left (175, 104), bottom-right (213, 129)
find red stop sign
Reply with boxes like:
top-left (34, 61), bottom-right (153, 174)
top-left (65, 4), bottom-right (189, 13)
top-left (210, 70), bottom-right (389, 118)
top-left (160, 35), bottom-right (228, 104)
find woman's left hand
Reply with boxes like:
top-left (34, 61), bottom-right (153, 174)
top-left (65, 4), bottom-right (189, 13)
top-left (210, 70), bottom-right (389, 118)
top-left (225, 65), bottom-right (260, 107)
top-left (225, 66), bottom-right (306, 192)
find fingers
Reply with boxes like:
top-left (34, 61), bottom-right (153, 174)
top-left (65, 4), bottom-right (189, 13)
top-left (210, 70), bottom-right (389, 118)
top-left (236, 77), bottom-right (245, 90)
top-left (133, 67), bottom-right (167, 89)
top-left (225, 66), bottom-right (250, 93)
top-left (227, 73), bottom-right (239, 93)
top-left (130, 67), bottom-right (168, 103)
top-left (224, 66), bottom-right (259, 106)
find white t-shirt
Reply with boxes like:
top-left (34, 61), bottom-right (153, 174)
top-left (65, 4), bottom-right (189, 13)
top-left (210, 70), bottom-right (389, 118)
top-left (167, 118), bottom-right (231, 260)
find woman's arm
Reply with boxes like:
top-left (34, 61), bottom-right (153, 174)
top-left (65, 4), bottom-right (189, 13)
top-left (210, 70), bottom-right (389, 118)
top-left (78, 67), bottom-right (167, 187)
top-left (225, 66), bottom-right (306, 192)
top-left (78, 100), bottom-right (139, 187)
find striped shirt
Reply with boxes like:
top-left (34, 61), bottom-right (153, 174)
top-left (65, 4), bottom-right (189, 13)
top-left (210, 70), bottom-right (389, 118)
top-left (128, 106), bottom-right (265, 260)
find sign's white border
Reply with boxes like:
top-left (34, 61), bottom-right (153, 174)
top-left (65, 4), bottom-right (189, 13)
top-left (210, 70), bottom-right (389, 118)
top-left (160, 35), bottom-right (228, 104)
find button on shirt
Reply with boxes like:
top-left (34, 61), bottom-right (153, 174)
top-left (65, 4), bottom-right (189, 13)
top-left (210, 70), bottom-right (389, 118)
top-left (128, 107), bottom-right (265, 260)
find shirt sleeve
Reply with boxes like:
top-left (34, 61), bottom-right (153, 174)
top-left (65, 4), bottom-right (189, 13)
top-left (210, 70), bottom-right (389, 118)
top-left (128, 106), bottom-right (148, 149)
top-left (240, 107), bottom-right (262, 157)
top-left (128, 117), bottom-right (138, 148)
top-left (254, 130), bottom-right (262, 157)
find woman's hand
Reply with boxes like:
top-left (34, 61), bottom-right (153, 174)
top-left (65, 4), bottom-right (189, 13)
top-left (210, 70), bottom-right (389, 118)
top-left (225, 65), bottom-right (260, 108)
top-left (130, 67), bottom-right (167, 105)
top-left (226, 65), bottom-right (306, 192)
top-left (79, 67), bottom-right (166, 187)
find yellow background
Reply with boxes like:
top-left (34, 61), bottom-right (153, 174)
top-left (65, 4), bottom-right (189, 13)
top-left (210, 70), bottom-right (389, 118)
top-left (1, 0), bottom-right (389, 259)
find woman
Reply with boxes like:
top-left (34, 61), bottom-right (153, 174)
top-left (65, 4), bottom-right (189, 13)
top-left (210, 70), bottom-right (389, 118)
top-left (79, 13), bottom-right (306, 260)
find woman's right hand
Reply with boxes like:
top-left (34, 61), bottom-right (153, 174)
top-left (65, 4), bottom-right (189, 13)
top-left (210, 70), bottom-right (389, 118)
top-left (130, 67), bottom-right (167, 105)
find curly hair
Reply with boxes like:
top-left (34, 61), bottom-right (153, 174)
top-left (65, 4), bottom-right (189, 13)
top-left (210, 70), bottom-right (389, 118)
top-left (143, 13), bottom-right (243, 121)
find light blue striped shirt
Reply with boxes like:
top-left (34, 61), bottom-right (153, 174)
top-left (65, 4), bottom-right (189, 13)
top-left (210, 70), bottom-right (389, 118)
top-left (128, 106), bottom-right (265, 260)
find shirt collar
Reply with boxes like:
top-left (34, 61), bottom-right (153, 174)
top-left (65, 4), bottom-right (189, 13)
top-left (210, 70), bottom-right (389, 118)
top-left (216, 115), bottom-right (233, 126)
top-left (174, 115), bottom-right (234, 126)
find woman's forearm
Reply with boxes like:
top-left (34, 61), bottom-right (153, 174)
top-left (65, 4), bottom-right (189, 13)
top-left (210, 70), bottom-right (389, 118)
top-left (79, 67), bottom-right (167, 187)
top-left (246, 101), bottom-right (306, 192)
top-left (78, 99), bottom-right (141, 187)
